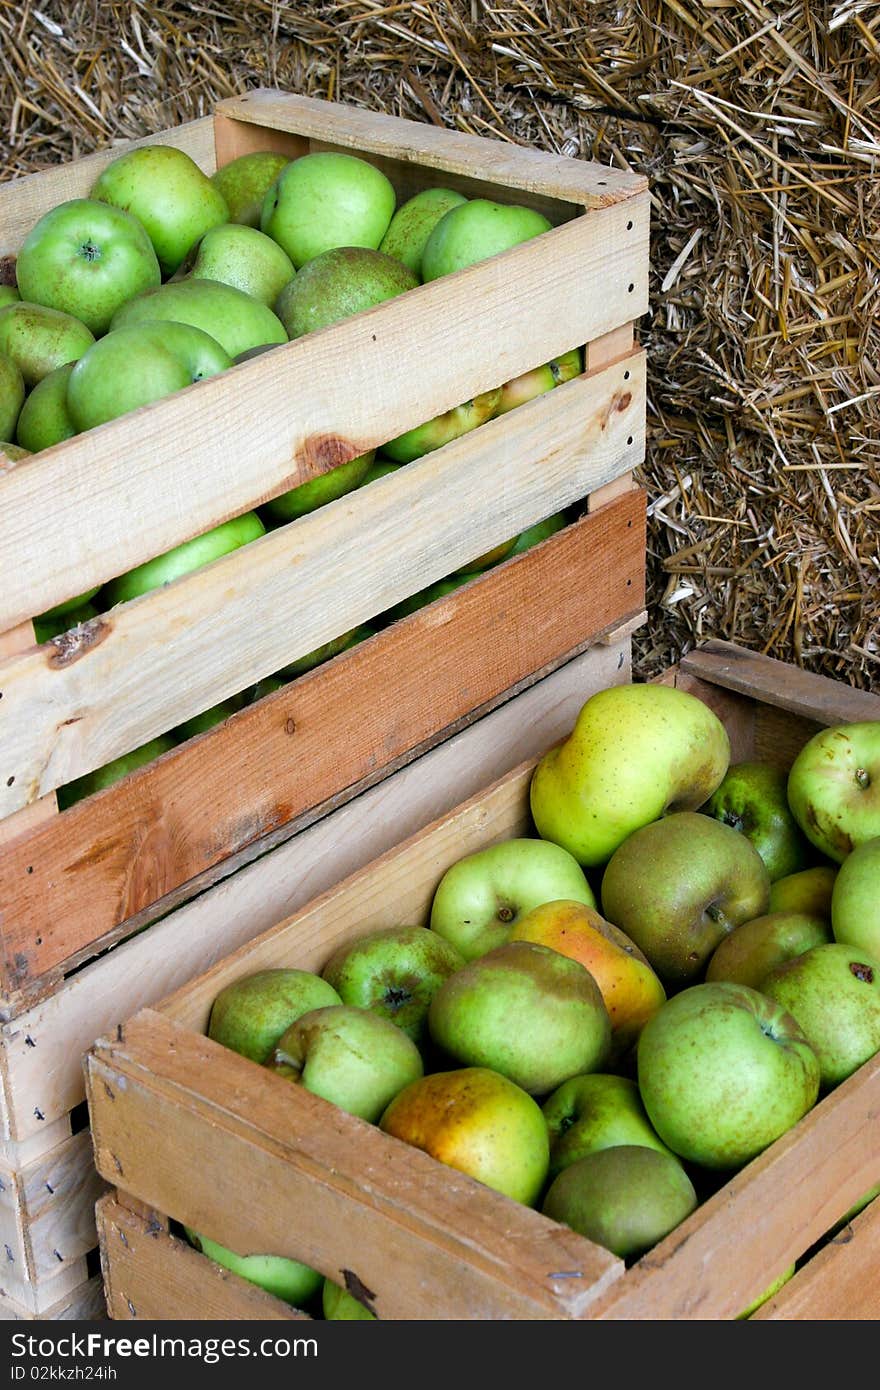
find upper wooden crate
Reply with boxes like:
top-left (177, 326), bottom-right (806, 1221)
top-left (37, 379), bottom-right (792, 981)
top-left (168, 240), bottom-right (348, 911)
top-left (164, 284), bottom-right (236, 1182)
top-left (85, 642), bottom-right (880, 1322)
top-left (0, 90), bottom-right (649, 1012)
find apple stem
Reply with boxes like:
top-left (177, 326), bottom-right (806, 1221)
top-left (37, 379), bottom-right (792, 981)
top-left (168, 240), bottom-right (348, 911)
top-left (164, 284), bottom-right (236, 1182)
top-left (855, 768), bottom-right (871, 790)
top-left (705, 903), bottom-right (736, 936)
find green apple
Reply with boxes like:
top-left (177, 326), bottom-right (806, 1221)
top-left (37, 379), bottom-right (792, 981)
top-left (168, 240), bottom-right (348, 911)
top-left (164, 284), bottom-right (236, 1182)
top-left (760, 942), bottom-right (880, 1091)
top-left (15, 197), bottom-right (162, 335)
top-left (210, 151), bottom-right (290, 228)
top-left (0, 286), bottom-right (20, 308)
top-left (262, 451), bottom-right (374, 524)
top-left (427, 939), bottom-right (611, 1095)
top-left (494, 350), bottom-right (582, 417)
top-left (322, 1277), bottom-right (376, 1320)
top-left (91, 144), bottom-right (229, 276)
top-left (379, 388), bottom-right (502, 465)
top-left (207, 967), bottom-right (343, 1064)
top-left (636, 981), bottom-right (820, 1170)
top-left (379, 1065), bottom-right (550, 1206)
top-left (0, 301), bottom-right (95, 388)
top-left (704, 760), bottom-right (812, 882)
top-left (33, 600), bottom-right (99, 644)
top-left (421, 198), bottom-right (553, 281)
top-left (277, 625), bottom-right (374, 679)
top-left (530, 681), bottom-right (731, 869)
top-left (428, 836), bottom-right (598, 961)
top-left (600, 811), bottom-right (771, 987)
top-left (378, 187), bottom-right (468, 277)
top-left (705, 910), bottom-right (832, 991)
top-left (172, 692), bottom-right (250, 743)
top-left (359, 458), bottom-right (401, 487)
top-left (58, 734), bottom-right (176, 811)
top-left (541, 1072), bottom-right (674, 1181)
top-left (261, 151), bottom-right (396, 268)
top-left (0, 353), bottom-right (25, 440)
top-left (320, 924), bottom-right (465, 1048)
top-left (15, 361), bottom-right (78, 452)
top-left (110, 277), bottom-right (287, 360)
top-left (380, 572), bottom-right (478, 626)
top-left (787, 721), bottom-right (880, 863)
top-left (507, 511), bottom-right (567, 557)
top-left (36, 580), bottom-right (101, 624)
top-left (268, 1004), bottom-right (424, 1123)
top-left (831, 836), bottom-right (880, 957)
top-left (67, 320), bottom-right (233, 432)
top-left (184, 1228), bottom-right (322, 1309)
top-left (769, 864), bottom-right (837, 919)
top-left (100, 510), bottom-right (265, 607)
top-left (174, 222), bottom-right (295, 306)
top-left (542, 1144), bottom-right (698, 1261)
top-left (453, 535), bottom-right (517, 574)
top-left (274, 246), bottom-right (417, 339)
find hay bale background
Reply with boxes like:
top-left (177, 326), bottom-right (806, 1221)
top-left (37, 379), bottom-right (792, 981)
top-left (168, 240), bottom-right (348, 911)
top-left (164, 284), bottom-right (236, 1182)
top-left (2, 1), bottom-right (877, 688)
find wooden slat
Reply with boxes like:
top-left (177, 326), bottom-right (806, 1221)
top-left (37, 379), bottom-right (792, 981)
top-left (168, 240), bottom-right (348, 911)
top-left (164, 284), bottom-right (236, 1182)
top-left (752, 1198), bottom-right (880, 1320)
top-left (215, 89), bottom-right (647, 208)
top-left (0, 356), bottom-right (644, 817)
top-left (0, 117), bottom-right (216, 259)
top-left (0, 624), bottom-right (58, 843)
top-left (0, 1273), bottom-right (104, 1322)
top-left (86, 1012), bottom-right (624, 1321)
top-left (97, 1194), bottom-right (310, 1322)
top-left (585, 323), bottom-right (638, 512)
top-left (0, 197), bottom-right (649, 631)
top-left (681, 640), bottom-right (880, 725)
top-left (0, 633), bottom-right (637, 1143)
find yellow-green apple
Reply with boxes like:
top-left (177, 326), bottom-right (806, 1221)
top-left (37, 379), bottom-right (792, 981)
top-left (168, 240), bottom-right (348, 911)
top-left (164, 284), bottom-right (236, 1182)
top-left (261, 451), bottom-right (375, 524)
top-left (322, 1278), bottom-right (376, 1320)
top-left (542, 1144), bottom-right (698, 1260)
top-left (507, 511), bottom-right (567, 557)
top-left (172, 692), bottom-right (250, 743)
top-left (0, 286), bottom-right (19, 308)
top-left (184, 1228), bottom-right (322, 1309)
top-left (378, 187), bottom-right (467, 276)
top-left (173, 222), bottom-right (295, 306)
top-left (494, 348), bottom-right (583, 416)
top-left (35, 578), bottom-right (100, 625)
top-left (830, 836), bottom-right (880, 958)
top-left (509, 899), bottom-right (666, 1062)
top-left (378, 1065), bottom-right (549, 1206)
top-left (760, 942), bottom-right (880, 1091)
top-left (428, 836), bottom-right (598, 961)
top-left (268, 1004), bottom-right (423, 1122)
top-left (704, 760), bottom-right (811, 882)
top-left (421, 198), bottom-right (553, 281)
top-left (530, 681), bottom-right (731, 868)
top-left (208, 967), bottom-right (343, 1064)
top-left (58, 734), bottom-right (176, 810)
top-left (15, 361), bottom-right (78, 451)
top-left (786, 722), bottom-right (880, 863)
top-left (261, 151), bottom-right (396, 268)
top-left (33, 600), bottom-right (99, 644)
top-left (705, 910), bottom-right (832, 991)
top-left (100, 509), bottom-right (265, 606)
top-left (67, 320), bottom-right (232, 431)
top-left (359, 458), bottom-right (401, 487)
top-left (91, 144), bottom-right (229, 276)
top-left (379, 387), bottom-right (502, 465)
top-left (636, 981), bottom-right (821, 1170)
top-left (600, 811), bottom-right (771, 986)
top-left (452, 535), bottom-right (517, 574)
top-left (0, 301), bottom-right (95, 387)
top-left (210, 151), bottom-right (290, 228)
top-left (15, 197), bottom-right (162, 334)
top-left (320, 924), bottom-right (465, 1050)
top-left (0, 353), bottom-right (25, 439)
top-left (541, 1073), bottom-right (674, 1181)
top-left (110, 277), bottom-right (287, 359)
top-left (769, 864), bottom-right (837, 919)
top-left (274, 246), bottom-right (417, 339)
top-left (426, 939), bottom-right (611, 1095)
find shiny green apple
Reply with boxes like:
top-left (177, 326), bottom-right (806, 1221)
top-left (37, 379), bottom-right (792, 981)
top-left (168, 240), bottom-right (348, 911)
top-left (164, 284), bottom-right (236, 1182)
top-left (110, 277), bottom-right (287, 360)
top-left (210, 151), bottom-right (290, 228)
top-left (15, 360), bottom-right (78, 452)
top-left (100, 509), bottom-right (264, 607)
top-left (174, 222), bottom-right (295, 306)
top-left (261, 151), bottom-right (396, 268)
top-left (379, 186), bottom-right (467, 277)
top-left (421, 198), bottom-right (553, 281)
top-left (831, 836), bottom-right (880, 957)
top-left (185, 1228), bottom-right (322, 1309)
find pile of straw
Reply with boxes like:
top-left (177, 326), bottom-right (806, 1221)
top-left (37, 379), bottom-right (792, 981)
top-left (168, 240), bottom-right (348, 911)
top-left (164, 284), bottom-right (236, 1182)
top-left (2, 1), bottom-right (877, 686)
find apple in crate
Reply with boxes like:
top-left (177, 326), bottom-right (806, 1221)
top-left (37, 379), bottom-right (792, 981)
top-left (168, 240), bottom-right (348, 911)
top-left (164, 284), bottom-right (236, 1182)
top-left (705, 910), bottom-right (832, 991)
top-left (109, 277), bottom-right (287, 361)
top-left (0, 352), bottom-right (25, 440)
top-left (421, 198), bottom-right (553, 281)
top-left (0, 300), bottom-right (95, 388)
top-left (274, 246), bottom-right (417, 339)
top-left (208, 968), bottom-right (343, 1065)
top-left (173, 223), bottom-right (295, 307)
top-left (704, 760), bottom-right (811, 882)
top-left (761, 942), bottom-right (880, 1091)
top-left (322, 1278), bottom-right (376, 1320)
top-left (184, 1228), bottom-right (322, 1309)
top-left (210, 150), bottom-right (290, 228)
top-left (379, 187), bottom-right (467, 277)
top-left (786, 721), bottom-right (880, 863)
top-left (15, 361), bottom-right (78, 452)
top-left (261, 151), bottom-right (397, 268)
top-left (769, 864), bottom-right (837, 919)
top-left (542, 1073), bottom-right (674, 1182)
top-left (831, 837), bottom-right (880, 957)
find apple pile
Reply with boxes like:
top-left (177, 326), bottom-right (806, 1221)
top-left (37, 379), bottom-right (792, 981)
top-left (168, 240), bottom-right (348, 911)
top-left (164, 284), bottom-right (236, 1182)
top-left (187, 679), bottom-right (880, 1317)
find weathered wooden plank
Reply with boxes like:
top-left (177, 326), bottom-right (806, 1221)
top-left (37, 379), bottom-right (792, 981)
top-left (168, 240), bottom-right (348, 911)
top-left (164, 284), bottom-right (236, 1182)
top-left (681, 640), bottom-right (880, 726)
top-left (751, 1198), bottom-right (880, 1320)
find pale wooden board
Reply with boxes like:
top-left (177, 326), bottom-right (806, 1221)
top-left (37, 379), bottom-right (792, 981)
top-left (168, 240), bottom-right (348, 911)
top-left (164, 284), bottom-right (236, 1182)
top-left (0, 354), bottom-right (646, 812)
top-left (215, 89), bottom-right (647, 208)
top-left (0, 635), bottom-right (635, 1145)
top-left (0, 1273), bottom-right (105, 1322)
top-left (752, 1197), bottom-right (880, 1320)
top-left (0, 624), bottom-right (57, 843)
top-left (0, 195), bottom-right (650, 631)
top-left (0, 1248), bottom-right (88, 1317)
top-left (0, 117), bottom-right (216, 258)
top-left (0, 1129), bottom-right (104, 1290)
top-left (87, 1012), bottom-right (624, 1321)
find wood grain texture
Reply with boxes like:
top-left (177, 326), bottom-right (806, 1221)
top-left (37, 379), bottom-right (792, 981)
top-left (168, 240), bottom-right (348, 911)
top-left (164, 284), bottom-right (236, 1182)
top-left (0, 197), bottom-right (649, 631)
top-left (0, 1273), bottom-right (105, 1322)
top-left (0, 625), bottom-right (57, 844)
top-left (0, 1129), bottom-right (105, 1292)
top-left (751, 1197), bottom-right (880, 1320)
top-left (681, 640), bottom-right (880, 725)
top-left (0, 634), bottom-right (636, 1144)
top-left (87, 1012), bottom-right (624, 1321)
top-left (216, 88), bottom-right (647, 207)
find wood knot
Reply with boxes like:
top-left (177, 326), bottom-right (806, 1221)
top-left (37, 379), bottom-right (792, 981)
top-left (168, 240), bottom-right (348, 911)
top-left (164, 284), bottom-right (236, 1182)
top-left (294, 433), bottom-right (361, 481)
top-left (616, 391), bottom-right (633, 412)
top-left (47, 616), bottom-right (112, 667)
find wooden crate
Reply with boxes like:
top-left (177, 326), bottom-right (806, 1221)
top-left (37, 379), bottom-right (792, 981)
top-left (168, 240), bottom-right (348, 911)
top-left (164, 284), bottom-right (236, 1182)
top-left (0, 87), bottom-right (649, 1315)
top-left (84, 641), bottom-right (880, 1321)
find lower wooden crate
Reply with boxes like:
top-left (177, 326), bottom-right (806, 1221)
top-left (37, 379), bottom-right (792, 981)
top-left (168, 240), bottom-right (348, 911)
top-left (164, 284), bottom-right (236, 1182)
top-left (0, 622), bottom-right (640, 1320)
top-left (84, 641), bottom-right (880, 1321)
